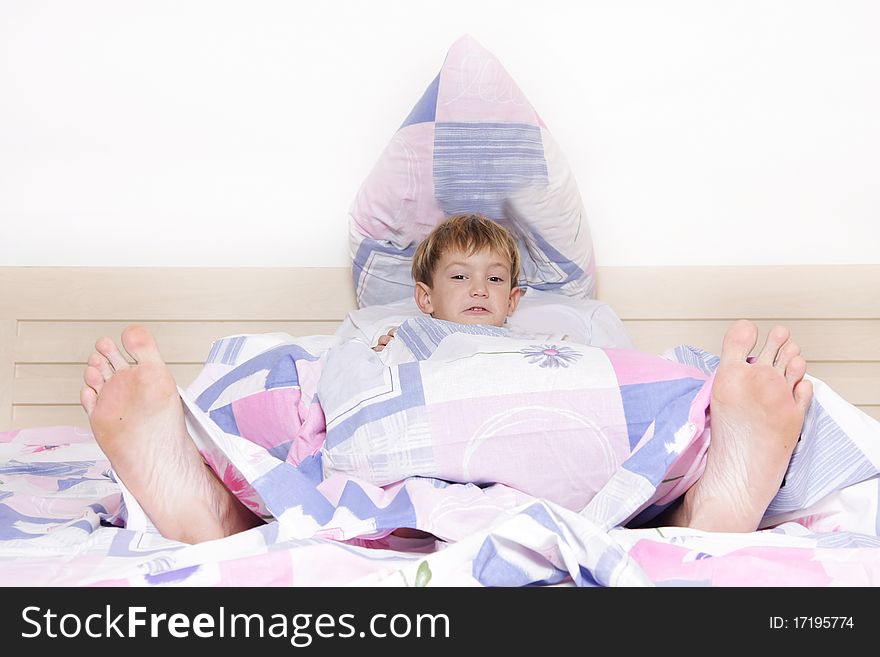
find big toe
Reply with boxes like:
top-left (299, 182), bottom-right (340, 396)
top-left (720, 320), bottom-right (759, 364)
top-left (121, 325), bottom-right (164, 364)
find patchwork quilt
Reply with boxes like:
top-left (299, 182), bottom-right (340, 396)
top-left (2, 321), bottom-right (879, 586)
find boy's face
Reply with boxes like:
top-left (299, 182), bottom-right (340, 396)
top-left (414, 248), bottom-right (522, 327)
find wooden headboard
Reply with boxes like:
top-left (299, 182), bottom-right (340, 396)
top-left (1, 265), bottom-right (878, 431)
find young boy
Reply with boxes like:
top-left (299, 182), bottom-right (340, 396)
top-left (373, 213), bottom-right (523, 353)
top-left (80, 214), bottom-right (812, 543)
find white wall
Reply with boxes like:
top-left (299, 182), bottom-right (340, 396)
top-left (1, 0), bottom-right (878, 267)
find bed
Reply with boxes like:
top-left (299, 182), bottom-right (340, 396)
top-left (2, 264), bottom-right (879, 587)
top-left (2, 35), bottom-right (879, 587)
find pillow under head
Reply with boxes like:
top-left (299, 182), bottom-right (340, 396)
top-left (335, 289), bottom-right (634, 351)
top-left (350, 35), bottom-right (596, 308)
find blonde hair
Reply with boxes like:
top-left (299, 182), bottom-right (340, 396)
top-left (412, 213), bottom-right (520, 288)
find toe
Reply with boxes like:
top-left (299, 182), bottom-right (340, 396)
top-left (794, 378), bottom-right (814, 416)
top-left (756, 325), bottom-right (790, 367)
top-left (80, 385), bottom-right (97, 417)
top-left (88, 352), bottom-right (114, 381)
top-left (719, 320), bottom-right (759, 363)
top-left (96, 337), bottom-right (130, 372)
top-left (784, 354), bottom-right (807, 389)
top-left (121, 325), bottom-right (164, 364)
top-left (774, 340), bottom-right (801, 374)
top-left (83, 364), bottom-right (105, 394)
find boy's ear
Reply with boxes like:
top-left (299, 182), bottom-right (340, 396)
top-left (507, 286), bottom-right (523, 316)
top-left (414, 281), bottom-right (434, 315)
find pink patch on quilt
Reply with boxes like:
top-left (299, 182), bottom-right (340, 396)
top-left (0, 429), bottom-right (21, 443)
top-left (629, 540), bottom-right (832, 586)
top-left (231, 387), bottom-right (302, 451)
top-left (350, 122), bottom-right (445, 245)
top-left (1, 426), bottom-right (95, 444)
top-left (286, 401), bottom-right (327, 466)
top-left (294, 358), bottom-right (327, 404)
top-left (604, 348), bottom-right (709, 386)
top-left (217, 549), bottom-right (295, 586)
top-left (86, 578), bottom-right (130, 587)
top-left (427, 388), bottom-right (629, 511)
top-left (435, 36), bottom-right (542, 126)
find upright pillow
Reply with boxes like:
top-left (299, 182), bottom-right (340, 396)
top-left (350, 35), bottom-right (596, 308)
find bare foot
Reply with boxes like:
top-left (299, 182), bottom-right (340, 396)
top-left (80, 325), bottom-right (262, 543)
top-left (670, 320), bottom-right (813, 532)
